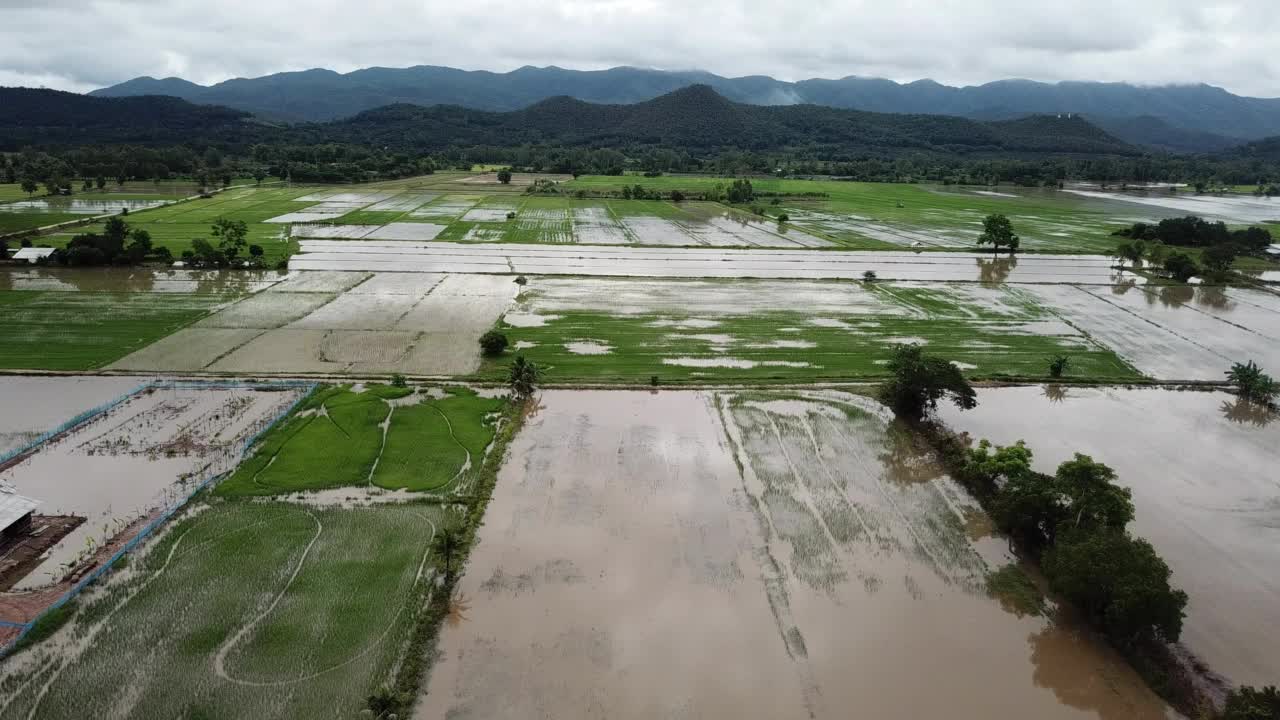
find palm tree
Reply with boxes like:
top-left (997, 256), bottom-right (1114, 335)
top-left (1226, 361), bottom-right (1279, 406)
top-left (508, 355), bottom-right (541, 401)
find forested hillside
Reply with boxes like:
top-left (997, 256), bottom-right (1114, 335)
top-left (311, 85), bottom-right (1139, 157)
top-left (0, 88), bottom-right (253, 149)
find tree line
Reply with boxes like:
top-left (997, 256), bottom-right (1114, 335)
top-left (879, 344), bottom-right (1277, 717)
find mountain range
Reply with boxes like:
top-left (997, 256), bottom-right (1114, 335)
top-left (91, 65), bottom-right (1280, 150)
top-left (0, 84), bottom-right (1138, 159)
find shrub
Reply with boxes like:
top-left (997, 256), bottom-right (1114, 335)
top-left (862, 270), bottom-right (877, 282)
top-left (1048, 355), bottom-right (1070, 378)
top-left (479, 331), bottom-right (509, 356)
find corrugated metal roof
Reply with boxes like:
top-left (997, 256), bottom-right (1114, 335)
top-left (0, 486), bottom-right (40, 530)
top-left (13, 247), bottom-right (55, 262)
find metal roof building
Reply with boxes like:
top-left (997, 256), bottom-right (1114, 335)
top-left (0, 485), bottom-right (40, 538)
top-left (12, 247), bottom-right (56, 263)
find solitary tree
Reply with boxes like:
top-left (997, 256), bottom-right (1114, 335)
top-left (862, 270), bottom-right (878, 283)
top-left (497, 168), bottom-right (513, 184)
top-left (877, 344), bottom-right (977, 420)
top-left (1226, 361), bottom-right (1279, 406)
top-left (977, 214), bottom-right (1020, 253)
top-left (508, 355), bottom-right (541, 401)
top-left (432, 526), bottom-right (463, 580)
top-left (20, 178), bottom-right (37, 198)
top-left (211, 217), bottom-right (248, 262)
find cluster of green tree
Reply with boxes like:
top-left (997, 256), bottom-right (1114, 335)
top-left (46, 218), bottom-right (163, 266)
top-left (181, 218), bottom-right (264, 268)
top-left (1114, 217), bottom-right (1273, 252)
top-left (877, 345), bottom-right (1211, 710)
top-left (1112, 217), bottom-right (1274, 282)
top-left (958, 442), bottom-right (1187, 647)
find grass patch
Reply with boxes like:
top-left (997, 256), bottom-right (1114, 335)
top-left (985, 564), bottom-right (1046, 617)
top-left (219, 385), bottom-right (502, 496)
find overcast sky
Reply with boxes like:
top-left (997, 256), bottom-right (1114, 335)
top-left (2, 0), bottom-right (1278, 97)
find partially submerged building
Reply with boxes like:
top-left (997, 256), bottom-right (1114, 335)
top-left (0, 485), bottom-right (39, 541)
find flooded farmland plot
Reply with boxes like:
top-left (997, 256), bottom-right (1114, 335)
top-left (940, 386), bottom-right (1280, 687)
top-left (0, 199), bottom-right (169, 215)
top-left (1025, 284), bottom-right (1280, 379)
top-left (0, 502), bottom-right (457, 719)
top-left (112, 272), bottom-right (517, 375)
top-left (288, 241), bottom-right (1124, 282)
top-left (1065, 189), bottom-right (1280, 224)
top-left (0, 381), bottom-right (305, 590)
top-left (0, 376), bottom-right (144, 455)
top-left (485, 277), bottom-right (1137, 382)
top-left (0, 274), bottom-right (253, 371)
top-left (418, 390), bottom-right (1172, 719)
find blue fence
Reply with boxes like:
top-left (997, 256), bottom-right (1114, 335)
top-left (1, 380), bottom-right (317, 656)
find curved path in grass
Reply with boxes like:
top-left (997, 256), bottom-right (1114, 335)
top-left (212, 509), bottom-right (437, 687)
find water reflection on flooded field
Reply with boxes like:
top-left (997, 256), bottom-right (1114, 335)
top-left (418, 390), bottom-right (1173, 719)
top-left (941, 386), bottom-right (1280, 686)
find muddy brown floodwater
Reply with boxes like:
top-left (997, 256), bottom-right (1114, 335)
top-left (941, 386), bottom-right (1280, 688)
top-left (417, 390), bottom-right (1174, 719)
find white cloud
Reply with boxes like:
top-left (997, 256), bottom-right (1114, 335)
top-left (0, 0), bottom-right (1277, 96)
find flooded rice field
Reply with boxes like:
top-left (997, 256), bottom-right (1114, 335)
top-left (289, 241), bottom-right (1122, 283)
top-left (110, 272), bottom-right (517, 375)
top-left (0, 381), bottom-right (304, 590)
top-left (939, 386), bottom-right (1280, 687)
top-left (1065, 189), bottom-right (1280, 224)
top-left (1026, 284), bottom-right (1280, 379)
top-left (0, 267), bottom-right (285, 294)
top-left (0, 376), bottom-right (144, 455)
top-left (418, 390), bottom-right (1172, 719)
top-left (0, 199), bottom-right (169, 215)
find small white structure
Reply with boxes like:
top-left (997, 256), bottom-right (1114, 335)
top-left (12, 247), bottom-right (55, 263)
top-left (1266, 244), bottom-right (1280, 257)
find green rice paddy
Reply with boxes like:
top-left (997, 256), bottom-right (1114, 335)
top-left (479, 279), bottom-right (1141, 383)
top-left (217, 385), bottom-right (503, 496)
top-left (0, 288), bottom-right (237, 370)
top-left (0, 501), bottom-right (455, 719)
